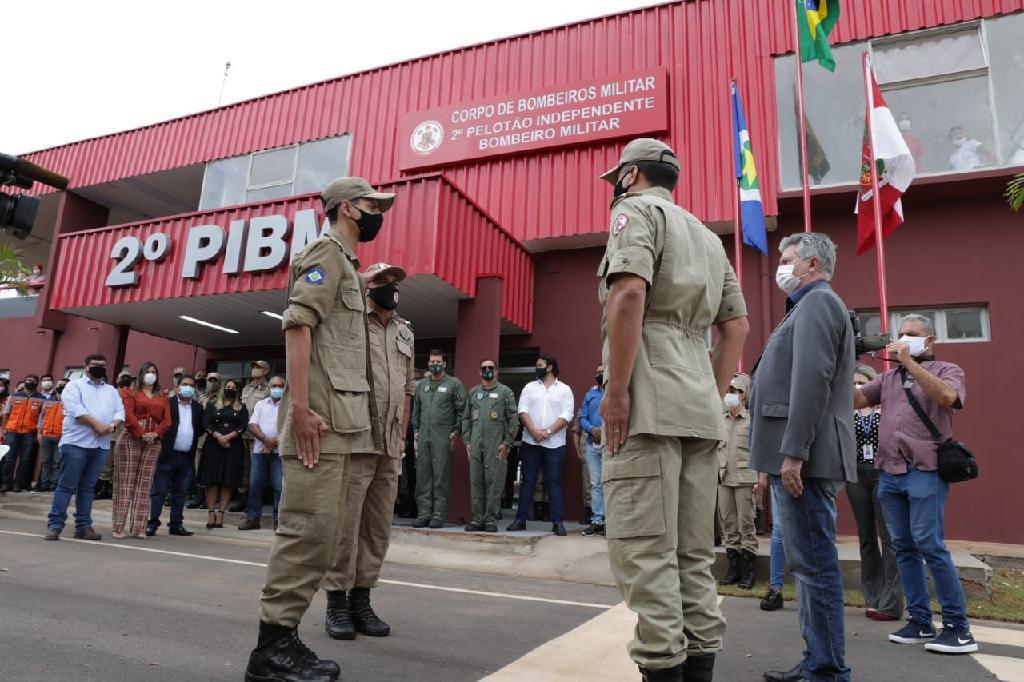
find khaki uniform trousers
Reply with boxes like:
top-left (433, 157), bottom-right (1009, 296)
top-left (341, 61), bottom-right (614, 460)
top-left (718, 484), bottom-right (757, 554)
top-left (259, 454), bottom-right (350, 627)
top-left (604, 434), bottom-right (725, 670)
top-left (323, 453), bottom-right (399, 591)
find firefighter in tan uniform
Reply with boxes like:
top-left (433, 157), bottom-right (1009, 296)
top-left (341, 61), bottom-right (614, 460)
top-left (716, 373), bottom-right (758, 591)
top-left (323, 262), bottom-right (415, 641)
top-left (245, 177), bottom-right (395, 682)
top-left (597, 138), bottom-right (749, 682)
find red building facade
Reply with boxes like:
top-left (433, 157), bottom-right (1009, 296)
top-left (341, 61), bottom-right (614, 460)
top-left (3, 0), bottom-right (1023, 541)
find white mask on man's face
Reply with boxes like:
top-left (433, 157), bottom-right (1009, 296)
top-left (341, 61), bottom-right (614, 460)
top-left (723, 393), bottom-right (741, 410)
top-left (775, 264), bottom-right (805, 294)
top-left (898, 335), bottom-right (929, 357)
top-left (898, 119), bottom-right (911, 132)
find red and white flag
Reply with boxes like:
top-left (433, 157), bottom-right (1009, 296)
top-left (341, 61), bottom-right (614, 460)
top-left (856, 64), bottom-right (915, 255)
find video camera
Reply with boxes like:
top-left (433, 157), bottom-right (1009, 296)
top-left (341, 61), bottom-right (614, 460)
top-left (849, 310), bottom-right (890, 358)
top-left (1, 153), bottom-right (69, 240)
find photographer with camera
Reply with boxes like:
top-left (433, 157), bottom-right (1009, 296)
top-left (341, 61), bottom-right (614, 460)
top-left (854, 314), bottom-right (977, 654)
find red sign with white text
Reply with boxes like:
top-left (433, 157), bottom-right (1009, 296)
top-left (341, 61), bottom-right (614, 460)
top-left (397, 69), bottom-right (669, 171)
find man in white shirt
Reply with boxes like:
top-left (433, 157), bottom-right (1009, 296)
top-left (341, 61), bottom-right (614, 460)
top-left (508, 355), bottom-right (574, 536)
top-left (239, 375), bottom-right (285, 531)
top-left (948, 125), bottom-right (991, 172)
top-left (147, 374), bottom-right (203, 536)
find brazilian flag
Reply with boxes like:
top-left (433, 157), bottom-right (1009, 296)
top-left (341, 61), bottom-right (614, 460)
top-left (797, 0), bottom-right (840, 72)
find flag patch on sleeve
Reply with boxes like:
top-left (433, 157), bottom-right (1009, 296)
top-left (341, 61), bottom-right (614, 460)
top-left (304, 268), bottom-right (326, 285)
top-left (611, 213), bottom-right (629, 236)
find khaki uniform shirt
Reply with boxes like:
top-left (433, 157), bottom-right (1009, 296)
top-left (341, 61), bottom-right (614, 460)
top-left (718, 409), bottom-right (757, 485)
top-left (462, 382), bottom-right (518, 449)
top-left (367, 310), bottom-right (416, 458)
top-left (278, 229), bottom-right (378, 456)
top-left (598, 186), bottom-right (747, 441)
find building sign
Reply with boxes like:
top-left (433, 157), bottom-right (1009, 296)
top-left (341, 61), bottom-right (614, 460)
top-left (397, 68), bottom-right (669, 171)
top-left (103, 208), bottom-right (329, 288)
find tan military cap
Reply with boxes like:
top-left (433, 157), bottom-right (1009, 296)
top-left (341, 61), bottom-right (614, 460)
top-left (600, 137), bottom-right (681, 184)
top-left (251, 360), bottom-right (271, 371)
top-left (729, 373), bottom-right (751, 394)
top-left (363, 262), bottom-right (407, 283)
top-left (322, 177), bottom-right (395, 213)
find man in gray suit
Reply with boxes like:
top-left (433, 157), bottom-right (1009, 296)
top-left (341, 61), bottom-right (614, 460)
top-left (749, 232), bottom-right (856, 682)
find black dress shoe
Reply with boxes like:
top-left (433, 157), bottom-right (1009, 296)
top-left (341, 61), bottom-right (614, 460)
top-left (325, 591), bottom-right (355, 640)
top-left (169, 526), bottom-right (194, 537)
top-left (763, 663), bottom-right (804, 681)
top-left (552, 522), bottom-right (567, 536)
top-left (760, 588), bottom-right (784, 611)
top-left (639, 662), bottom-right (684, 681)
top-left (44, 528), bottom-right (61, 541)
top-left (506, 519), bottom-right (527, 532)
top-left (464, 522), bottom-right (484, 532)
top-left (145, 523), bottom-right (158, 537)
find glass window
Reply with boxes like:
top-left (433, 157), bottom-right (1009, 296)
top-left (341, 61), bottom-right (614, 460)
top-left (943, 308), bottom-right (986, 341)
top-left (987, 12), bottom-right (1024, 166)
top-left (873, 26), bottom-right (985, 83)
top-left (295, 136), bottom-right (350, 194)
top-left (877, 306), bottom-right (990, 343)
top-left (63, 367), bottom-right (83, 381)
top-left (249, 146), bottom-right (296, 188)
top-left (199, 155), bottom-right (249, 210)
top-left (883, 76), bottom-right (996, 175)
top-left (246, 184), bottom-right (296, 203)
top-left (856, 312), bottom-right (881, 338)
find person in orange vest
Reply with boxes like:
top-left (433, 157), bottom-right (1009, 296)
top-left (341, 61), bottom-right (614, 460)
top-left (37, 380), bottom-right (67, 492)
top-left (1, 374), bottom-right (46, 492)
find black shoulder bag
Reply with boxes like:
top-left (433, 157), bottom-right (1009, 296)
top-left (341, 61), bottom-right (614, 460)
top-left (900, 369), bottom-right (978, 483)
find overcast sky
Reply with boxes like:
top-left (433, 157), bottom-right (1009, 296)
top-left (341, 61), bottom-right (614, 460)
top-left (2, 0), bottom-right (656, 155)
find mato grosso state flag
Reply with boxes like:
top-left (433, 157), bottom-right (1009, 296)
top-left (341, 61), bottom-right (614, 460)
top-left (855, 65), bottom-right (915, 255)
top-left (730, 82), bottom-right (768, 254)
top-left (797, 0), bottom-right (840, 71)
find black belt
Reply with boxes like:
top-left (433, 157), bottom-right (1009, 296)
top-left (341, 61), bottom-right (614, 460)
top-left (173, 449), bottom-right (193, 455)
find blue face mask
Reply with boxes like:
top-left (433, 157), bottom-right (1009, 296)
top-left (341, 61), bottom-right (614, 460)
top-left (270, 387), bottom-right (285, 400)
top-left (178, 385), bottom-right (195, 399)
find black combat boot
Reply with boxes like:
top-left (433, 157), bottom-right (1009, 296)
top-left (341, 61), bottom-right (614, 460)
top-left (682, 653), bottom-right (715, 682)
top-left (639, 662), bottom-right (685, 681)
top-left (349, 587), bottom-right (391, 637)
top-left (718, 548), bottom-right (741, 586)
top-left (738, 550), bottom-right (756, 590)
top-left (245, 622), bottom-right (339, 682)
top-left (325, 591), bottom-right (355, 641)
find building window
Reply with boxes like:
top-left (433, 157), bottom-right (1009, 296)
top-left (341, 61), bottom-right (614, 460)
top-left (64, 367), bottom-right (84, 381)
top-left (775, 17), bottom-right (1023, 190)
top-left (0, 369), bottom-right (9, 381)
top-left (856, 305), bottom-right (990, 344)
top-left (199, 135), bottom-right (351, 210)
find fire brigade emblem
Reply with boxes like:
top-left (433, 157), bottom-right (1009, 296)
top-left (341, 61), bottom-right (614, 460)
top-left (611, 213), bottom-right (630, 236)
top-left (410, 120), bottom-right (444, 155)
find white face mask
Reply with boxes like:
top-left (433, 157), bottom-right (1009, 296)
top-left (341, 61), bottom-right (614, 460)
top-left (723, 393), bottom-right (741, 410)
top-left (775, 264), bottom-right (805, 294)
top-left (143, 372), bottom-right (158, 386)
top-left (41, 381), bottom-right (54, 391)
top-left (898, 335), bottom-right (929, 357)
top-left (952, 137), bottom-right (966, 147)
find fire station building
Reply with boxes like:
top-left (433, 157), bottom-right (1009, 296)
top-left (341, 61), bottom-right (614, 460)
top-left (3, 0), bottom-right (1023, 541)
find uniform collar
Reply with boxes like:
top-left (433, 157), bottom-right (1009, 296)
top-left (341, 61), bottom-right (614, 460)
top-left (611, 186), bottom-right (673, 209)
top-left (326, 228), bottom-right (360, 264)
top-left (370, 309), bottom-right (396, 326)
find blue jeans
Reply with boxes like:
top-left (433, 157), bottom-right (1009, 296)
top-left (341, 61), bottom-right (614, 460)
top-left (47, 444), bottom-right (109, 531)
top-left (769, 487), bottom-right (786, 591)
top-left (877, 468), bottom-right (969, 629)
top-left (247, 451), bottom-right (282, 521)
top-left (2, 431), bottom-right (37, 488)
top-left (770, 476), bottom-right (850, 682)
top-left (585, 441), bottom-right (605, 524)
top-left (515, 443), bottom-right (566, 523)
top-left (149, 451), bottom-right (195, 529)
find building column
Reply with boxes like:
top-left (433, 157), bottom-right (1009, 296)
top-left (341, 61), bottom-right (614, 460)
top-left (449, 277), bottom-right (503, 523)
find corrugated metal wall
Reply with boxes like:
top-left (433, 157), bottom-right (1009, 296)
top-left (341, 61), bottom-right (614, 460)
top-left (20, 0), bottom-right (1024, 242)
top-left (50, 175), bottom-right (535, 331)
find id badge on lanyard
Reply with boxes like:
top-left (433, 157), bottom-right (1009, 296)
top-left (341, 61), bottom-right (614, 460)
top-left (861, 443), bottom-right (875, 462)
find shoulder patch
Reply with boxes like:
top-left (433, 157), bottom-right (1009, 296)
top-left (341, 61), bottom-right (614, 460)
top-left (611, 213), bottom-right (630, 236)
top-left (303, 268), bottom-right (326, 285)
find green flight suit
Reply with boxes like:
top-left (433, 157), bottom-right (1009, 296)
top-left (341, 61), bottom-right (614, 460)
top-left (598, 186), bottom-right (747, 670)
top-left (411, 374), bottom-right (466, 523)
top-left (462, 382), bottom-right (518, 527)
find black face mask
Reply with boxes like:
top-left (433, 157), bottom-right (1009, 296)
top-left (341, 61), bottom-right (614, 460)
top-left (56, 386), bottom-right (64, 395)
top-left (354, 208), bottom-right (384, 242)
top-left (223, 388), bottom-right (238, 400)
top-left (596, 373), bottom-right (604, 386)
top-left (196, 379), bottom-right (207, 391)
top-left (535, 367), bottom-right (549, 380)
top-left (368, 283), bottom-right (399, 311)
top-left (88, 365), bottom-right (107, 380)
top-left (612, 169), bottom-right (634, 199)
top-left (25, 381), bottom-right (38, 392)
top-left (481, 368), bottom-right (495, 381)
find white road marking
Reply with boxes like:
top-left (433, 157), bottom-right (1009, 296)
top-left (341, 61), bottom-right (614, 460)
top-left (0, 529), bottom-right (612, 610)
top-left (971, 654), bottom-right (1024, 682)
top-left (484, 596), bottom-right (725, 681)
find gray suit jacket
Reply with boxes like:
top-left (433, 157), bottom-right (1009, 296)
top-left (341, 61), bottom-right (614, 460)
top-left (749, 282), bottom-right (857, 482)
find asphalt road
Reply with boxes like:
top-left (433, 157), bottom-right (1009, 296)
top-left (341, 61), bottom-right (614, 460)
top-left (1, 511), bottom-right (1021, 681)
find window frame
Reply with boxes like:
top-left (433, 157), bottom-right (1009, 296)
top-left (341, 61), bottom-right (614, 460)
top-left (245, 144), bottom-right (300, 192)
top-left (63, 367), bottom-right (84, 381)
top-left (856, 305), bottom-right (991, 344)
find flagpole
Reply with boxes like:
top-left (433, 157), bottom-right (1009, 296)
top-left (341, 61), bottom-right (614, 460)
top-left (862, 51), bottom-right (890, 334)
top-left (792, 0), bottom-right (813, 232)
top-left (730, 79), bottom-right (745, 372)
